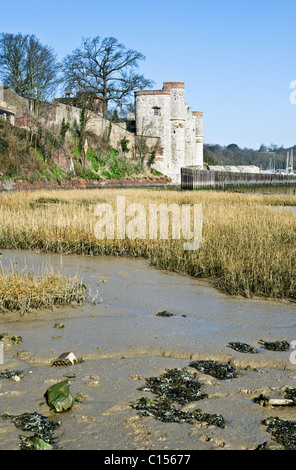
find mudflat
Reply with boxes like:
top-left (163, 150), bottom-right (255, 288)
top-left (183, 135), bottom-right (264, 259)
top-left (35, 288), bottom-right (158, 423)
top-left (0, 249), bottom-right (296, 450)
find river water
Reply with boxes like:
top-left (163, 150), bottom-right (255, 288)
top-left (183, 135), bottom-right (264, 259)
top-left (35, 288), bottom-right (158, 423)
top-left (0, 249), bottom-right (296, 450)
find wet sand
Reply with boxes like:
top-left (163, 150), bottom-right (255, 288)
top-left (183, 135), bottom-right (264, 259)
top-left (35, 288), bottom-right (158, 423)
top-left (0, 249), bottom-right (296, 450)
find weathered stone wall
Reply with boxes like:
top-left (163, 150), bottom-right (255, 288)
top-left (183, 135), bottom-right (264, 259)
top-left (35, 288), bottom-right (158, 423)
top-left (0, 89), bottom-right (138, 158)
top-left (135, 90), bottom-right (170, 174)
top-left (1, 85), bottom-right (201, 182)
top-left (135, 82), bottom-right (204, 183)
top-left (0, 88), bottom-right (30, 113)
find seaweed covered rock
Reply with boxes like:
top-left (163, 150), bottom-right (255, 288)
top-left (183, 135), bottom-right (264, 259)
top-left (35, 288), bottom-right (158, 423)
top-left (131, 367), bottom-right (226, 426)
top-left (0, 332), bottom-right (22, 351)
top-left (45, 380), bottom-right (74, 413)
top-left (284, 388), bottom-right (296, 405)
top-left (259, 340), bottom-right (290, 351)
top-left (19, 435), bottom-right (54, 450)
top-left (227, 342), bottom-right (258, 354)
top-left (156, 311), bottom-right (176, 317)
top-left (139, 368), bottom-right (207, 404)
top-left (131, 397), bottom-right (194, 423)
top-left (2, 412), bottom-right (59, 450)
top-left (193, 411), bottom-right (225, 429)
top-left (189, 360), bottom-right (238, 380)
top-left (0, 369), bottom-right (23, 380)
top-left (262, 417), bottom-right (296, 450)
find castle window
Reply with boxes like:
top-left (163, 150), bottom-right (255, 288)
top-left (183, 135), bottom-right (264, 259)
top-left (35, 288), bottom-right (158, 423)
top-left (153, 107), bottom-right (161, 116)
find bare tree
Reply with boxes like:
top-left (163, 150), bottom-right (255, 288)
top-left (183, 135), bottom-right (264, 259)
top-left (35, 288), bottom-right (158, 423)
top-left (61, 36), bottom-right (153, 119)
top-left (0, 33), bottom-right (28, 95)
top-left (0, 33), bottom-right (60, 113)
top-left (25, 35), bottom-right (59, 110)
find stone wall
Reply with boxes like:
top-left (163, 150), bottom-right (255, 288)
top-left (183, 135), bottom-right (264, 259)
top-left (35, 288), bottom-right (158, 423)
top-left (135, 82), bottom-right (203, 183)
top-left (0, 87), bottom-right (188, 180)
top-left (0, 177), bottom-right (171, 192)
top-left (0, 88), bottom-right (138, 157)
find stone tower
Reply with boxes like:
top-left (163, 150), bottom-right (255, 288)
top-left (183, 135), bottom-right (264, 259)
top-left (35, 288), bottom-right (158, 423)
top-left (135, 81), bottom-right (203, 183)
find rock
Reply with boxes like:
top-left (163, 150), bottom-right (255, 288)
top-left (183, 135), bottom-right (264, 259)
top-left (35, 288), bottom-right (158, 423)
top-left (51, 352), bottom-right (81, 367)
top-left (156, 311), bottom-right (176, 317)
top-left (45, 380), bottom-right (74, 413)
top-left (189, 360), bottom-right (238, 380)
top-left (20, 434), bottom-right (54, 450)
top-left (227, 341), bottom-right (258, 354)
top-left (192, 411), bottom-right (225, 428)
top-left (0, 369), bottom-right (23, 380)
top-left (2, 411), bottom-right (60, 449)
top-left (262, 417), bottom-right (296, 450)
top-left (257, 440), bottom-right (285, 450)
top-left (254, 394), bottom-right (294, 407)
top-left (0, 332), bottom-right (22, 351)
top-left (258, 340), bottom-right (290, 351)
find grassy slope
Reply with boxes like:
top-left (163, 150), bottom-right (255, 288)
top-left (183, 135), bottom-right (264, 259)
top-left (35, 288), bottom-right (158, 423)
top-left (0, 119), bottom-right (166, 182)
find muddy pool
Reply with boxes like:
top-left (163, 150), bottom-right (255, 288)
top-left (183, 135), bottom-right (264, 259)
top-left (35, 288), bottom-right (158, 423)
top-left (0, 249), bottom-right (296, 451)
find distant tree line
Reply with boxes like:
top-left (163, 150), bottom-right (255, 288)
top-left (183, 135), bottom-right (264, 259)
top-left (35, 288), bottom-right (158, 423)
top-left (0, 32), bottom-right (153, 118)
top-left (204, 143), bottom-right (296, 170)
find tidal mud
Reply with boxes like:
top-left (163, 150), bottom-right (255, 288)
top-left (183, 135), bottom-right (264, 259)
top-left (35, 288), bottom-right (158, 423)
top-left (0, 249), bottom-right (296, 450)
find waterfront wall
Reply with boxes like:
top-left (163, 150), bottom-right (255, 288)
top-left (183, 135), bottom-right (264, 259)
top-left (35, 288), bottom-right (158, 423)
top-left (0, 177), bottom-right (171, 192)
top-left (181, 168), bottom-right (296, 190)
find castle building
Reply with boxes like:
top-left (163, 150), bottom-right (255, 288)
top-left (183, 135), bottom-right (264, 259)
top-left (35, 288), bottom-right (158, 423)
top-left (135, 81), bottom-right (203, 183)
top-left (1, 82), bottom-right (203, 184)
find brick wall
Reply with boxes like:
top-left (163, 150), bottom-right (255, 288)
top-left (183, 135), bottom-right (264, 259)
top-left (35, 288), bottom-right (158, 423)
top-left (0, 177), bottom-right (171, 192)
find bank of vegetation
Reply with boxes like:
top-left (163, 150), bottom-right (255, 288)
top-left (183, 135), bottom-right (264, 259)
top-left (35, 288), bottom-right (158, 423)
top-left (204, 143), bottom-right (296, 170)
top-left (0, 119), bottom-right (164, 183)
top-left (0, 267), bottom-right (86, 314)
top-left (0, 188), bottom-right (295, 302)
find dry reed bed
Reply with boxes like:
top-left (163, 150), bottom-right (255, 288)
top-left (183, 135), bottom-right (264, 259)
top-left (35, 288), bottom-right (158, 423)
top-left (0, 267), bottom-right (86, 314)
top-left (0, 188), bottom-right (295, 301)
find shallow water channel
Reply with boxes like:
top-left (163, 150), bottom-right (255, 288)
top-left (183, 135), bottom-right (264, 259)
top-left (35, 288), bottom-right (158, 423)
top-left (0, 249), bottom-right (296, 450)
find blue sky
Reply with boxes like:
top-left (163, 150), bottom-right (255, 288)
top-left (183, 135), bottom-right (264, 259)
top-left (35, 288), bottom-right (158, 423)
top-left (1, 0), bottom-right (296, 149)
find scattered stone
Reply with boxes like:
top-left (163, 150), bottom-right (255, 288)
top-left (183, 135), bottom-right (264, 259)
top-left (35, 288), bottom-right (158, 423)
top-left (254, 394), bottom-right (294, 407)
top-left (19, 434), bottom-right (55, 450)
top-left (44, 380), bottom-right (74, 413)
top-left (227, 342), bottom-right (258, 354)
top-left (51, 352), bottom-right (81, 367)
top-left (0, 369), bottom-right (23, 380)
top-left (284, 388), bottom-right (296, 405)
top-left (192, 411), bottom-right (225, 429)
top-left (54, 323), bottom-right (65, 329)
top-left (2, 411), bottom-right (60, 450)
top-left (16, 350), bottom-right (31, 361)
top-left (189, 360), bottom-right (238, 380)
top-left (0, 332), bottom-right (22, 351)
top-left (156, 311), bottom-right (176, 317)
top-left (258, 340), bottom-right (290, 351)
top-left (257, 440), bottom-right (285, 451)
